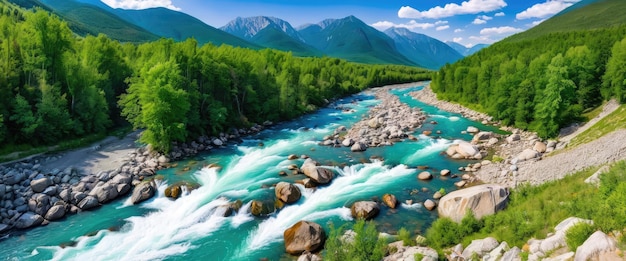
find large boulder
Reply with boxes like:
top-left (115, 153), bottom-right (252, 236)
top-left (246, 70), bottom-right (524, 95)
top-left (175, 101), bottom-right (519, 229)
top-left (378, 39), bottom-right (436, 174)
top-left (341, 138), bottom-right (354, 147)
top-left (574, 231), bottom-right (617, 261)
top-left (77, 195), bottom-right (99, 210)
top-left (472, 132), bottom-right (493, 143)
top-left (301, 159), bottom-right (334, 184)
top-left (275, 182), bottom-right (301, 204)
top-left (90, 184), bottom-right (119, 203)
top-left (45, 204), bottom-right (66, 221)
top-left (462, 237), bottom-right (499, 260)
top-left (284, 220), bottom-right (326, 255)
top-left (457, 141), bottom-right (479, 158)
top-left (438, 184), bottom-right (509, 223)
top-left (538, 217), bottom-right (593, 254)
top-left (131, 181), bottom-right (157, 204)
top-left (15, 212), bottom-right (44, 229)
top-left (351, 142), bottom-right (367, 152)
top-left (350, 201), bottom-right (380, 220)
top-left (382, 193), bottom-right (398, 209)
top-left (30, 177), bottom-right (52, 193)
top-left (515, 149), bottom-right (539, 162)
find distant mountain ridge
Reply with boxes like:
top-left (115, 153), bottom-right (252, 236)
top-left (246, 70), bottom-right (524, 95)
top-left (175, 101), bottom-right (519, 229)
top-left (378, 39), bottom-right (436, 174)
top-left (445, 41), bottom-right (489, 56)
top-left (385, 28), bottom-right (464, 69)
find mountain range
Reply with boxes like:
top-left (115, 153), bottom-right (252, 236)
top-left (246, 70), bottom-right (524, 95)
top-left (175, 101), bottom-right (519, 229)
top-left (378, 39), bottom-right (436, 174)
top-left (10, 0), bottom-right (486, 69)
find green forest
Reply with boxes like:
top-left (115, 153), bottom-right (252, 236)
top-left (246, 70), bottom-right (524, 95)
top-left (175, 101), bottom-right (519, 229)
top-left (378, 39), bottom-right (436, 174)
top-left (0, 3), bottom-right (430, 152)
top-left (432, 26), bottom-right (626, 138)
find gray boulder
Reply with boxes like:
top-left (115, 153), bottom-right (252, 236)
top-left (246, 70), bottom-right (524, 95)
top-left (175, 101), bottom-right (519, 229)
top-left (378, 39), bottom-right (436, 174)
top-left (77, 195), bottom-right (99, 210)
top-left (501, 246), bottom-right (521, 261)
top-left (131, 181), bottom-right (157, 204)
top-left (350, 142), bottom-right (367, 152)
top-left (91, 184), bottom-right (119, 203)
top-left (384, 244), bottom-right (438, 261)
top-left (515, 149), bottom-right (539, 162)
top-left (342, 138), bottom-right (355, 147)
top-left (15, 212), bottom-right (44, 229)
top-left (301, 159), bottom-right (334, 184)
top-left (574, 231), bottom-right (617, 261)
top-left (438, 184), bottom-right (509, 223)
top-left (462, 237), bottom-right (499, 260)
top-left (5, 171), bottom-right (25, 185)
top-left (45, 204), bottom-right (66, 221)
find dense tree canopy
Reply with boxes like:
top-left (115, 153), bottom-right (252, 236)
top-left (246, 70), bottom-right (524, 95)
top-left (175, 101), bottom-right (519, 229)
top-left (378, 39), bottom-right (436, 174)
top-left (432, 26), bottom-right (626, 138)
top-left (0, 2), bottom-right (430, 152)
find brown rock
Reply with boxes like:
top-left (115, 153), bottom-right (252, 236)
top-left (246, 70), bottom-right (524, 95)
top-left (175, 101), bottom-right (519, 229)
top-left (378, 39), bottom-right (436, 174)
top-left (275, 182), bottom-right (302, 204)
top-left (438, 184), bottom-right (509, 223)
top-left (301, 159), bottom-right (334, 184)
top-left (284, 221), bottom-right (326, 255)
top-left (288, 154), bottom-right (299, 160)
top-left (382, 194), bottom-right (398, 209)
top-left (424, 199), bottom-right (436, 211)
top-left (350, 201), bottom-right (380, 220)
top-left (418, 171), bottom-right (433, 180)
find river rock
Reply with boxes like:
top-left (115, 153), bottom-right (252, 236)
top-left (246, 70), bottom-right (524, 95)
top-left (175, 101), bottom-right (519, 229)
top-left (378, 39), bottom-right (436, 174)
top-left (301, 159), bottom-right (334, 184)
top-left (91, 184), bottom-right (118, 203)
top-left (384, 245), bottom-right (438, 261)
top-left (533, 141), bottom-right (547, 153)
top-left (250, 200), bottom-right (275, 216)
top-left (506, 134), bottom-right (521, 143)
top-left (288, 154), bottom-right (299, 160)
top-left (131, 181), bottom-right (156, 204)
top-left (45, 204), bottom-right (66, 221)
top-left (165, 184), bottom-right (182, 199)
top-left (350, 201), bottom-right (380, 220)
top-left (275, 182), bottom-right (301, 204)
top-left (467, 126), bottom-right (479, 133)
top-left (77, 195), bottom-right (99, 210)
top-left (368, 117), bottom-right (381, 129)
top-left (30, 177), bottom-right (52, 193)
top-left (418, 171), bottom-right (433, 180)
top-left (297, 252), bottom-right (322, 261)
top-left (440, 169), bottom-right (451, 176)
top-left (342, 138), bottom-right (355, 147)
top-left (462, 237), bottom-right (499, 260)
top-left (15, 212), bottom-right (44, 229)
top-left (438, 184), bottom-right (509, 223)
top-left (515, 149), bottom-right (539, 162)
top-left (350, 142), bottom-right (367, 152)
top-left (5, 170), bottom-right (25, 185)
top-left (472, 132), bottom-right (493, 142)
top-left (382, 193), bottom-right (398, 209)
top-left (284, 220), bottom-right (326, 255)
top-left (212, 138), bottom-right (223, 146)
top-left (424, 199), bottom-right (436, 211)
top-left (574, 231), bottom-right (617, 261)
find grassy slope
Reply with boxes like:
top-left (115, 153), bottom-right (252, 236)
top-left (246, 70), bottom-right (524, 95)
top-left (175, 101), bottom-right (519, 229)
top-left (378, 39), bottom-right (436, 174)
top-left (28, 0), bottom-right (158, 43)
top-left (505, 0), bottom-right (626, 42)
top-left (568, 104), bottom-right (626, 147)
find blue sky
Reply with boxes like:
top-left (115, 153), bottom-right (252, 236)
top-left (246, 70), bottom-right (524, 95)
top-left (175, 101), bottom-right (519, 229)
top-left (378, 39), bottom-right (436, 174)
top-left (101, 0), bottom-right (582, 47)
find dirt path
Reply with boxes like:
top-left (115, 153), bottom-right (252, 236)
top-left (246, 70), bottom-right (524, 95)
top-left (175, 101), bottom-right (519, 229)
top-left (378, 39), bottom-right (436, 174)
top-left (411, 83), bottom-right (626, 187)
top-left (558, 99), bottom-right (620, 142)
top-left (38, 130), bottom-right (142, 175)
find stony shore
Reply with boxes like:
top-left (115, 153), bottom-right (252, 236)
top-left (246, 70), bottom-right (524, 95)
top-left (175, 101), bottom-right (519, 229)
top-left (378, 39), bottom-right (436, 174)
top-left (0, 123), bottom-right (270, 233)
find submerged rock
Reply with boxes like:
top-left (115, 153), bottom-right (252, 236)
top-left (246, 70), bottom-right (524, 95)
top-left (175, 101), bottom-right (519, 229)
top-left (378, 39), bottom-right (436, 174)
top-left (250, 200), bottom-right (275, 217)
top-left (284, 220), bottom-right (326, 255)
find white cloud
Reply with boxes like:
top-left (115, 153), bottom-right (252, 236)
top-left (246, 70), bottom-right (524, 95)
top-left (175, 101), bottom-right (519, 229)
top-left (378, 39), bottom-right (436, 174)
top-left (371, 20), bottom-right (435, 31)
top-left (495, 12), bottom-right (505, 16)
top-left (398, 0), bottom-right (507, 19)
top-left (516, 0), bottom-right (580, 20)
top-left (472, 18), bottom-right (487, 25)
top-left (479, 15), bottom-right (493, 20)
top-left (101, 0), bottom-right (181, 10)
top-left (454, 29), bottom-right (464, 33)
top-left (469, 35), bottom-right (492, 43)
top-left (480, 26), bottom-right (523, 35)
top-left (529, 19), bottom-right (547, 27)
top-left (435, 20), bottom-right (449, 25)
top-left (436, 25), bottom-right (450, 31)
top-left (453, 37), bottom-right (463, 42)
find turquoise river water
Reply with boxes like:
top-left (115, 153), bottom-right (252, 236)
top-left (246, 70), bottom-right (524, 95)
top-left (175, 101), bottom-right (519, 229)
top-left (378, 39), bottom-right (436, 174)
top-left (0, 83), bottom-right (501, 260)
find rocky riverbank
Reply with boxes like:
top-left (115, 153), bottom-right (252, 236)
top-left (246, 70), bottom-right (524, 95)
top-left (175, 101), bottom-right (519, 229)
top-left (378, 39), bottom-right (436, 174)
top-left (319, 84), bottom-right (427, 152)
top-left (0, 123), bottom-right (269, 234)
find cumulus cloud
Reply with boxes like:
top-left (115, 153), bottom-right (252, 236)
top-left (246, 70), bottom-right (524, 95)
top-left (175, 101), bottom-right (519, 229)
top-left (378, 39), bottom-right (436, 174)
top-left (479, 15), bottom-right (493, 20)
top-left (435, 20), bottom-right (449, 25)
top-left (472, 18), bottom-right (487, 25)
top-left (436, 25), bottom-right (450, 31)
top-left (495, 12), bottom-right (505, 16)
top-left (101, 0), bottom-right (181, 11)
top-left (371, 20), bottom-right (435, 31)
top-left (454, 28), bottom-right (464, 33)
top-left (530, 19), bottom-right (547, 27)
top-left (480, 26), bottom-right (523, 35)
top-left (516, 0), bottom-right (580, 20)
top-left (453, 37), bottom-right (463, 42)
top-left (398, 0), bottom-right (507, 19)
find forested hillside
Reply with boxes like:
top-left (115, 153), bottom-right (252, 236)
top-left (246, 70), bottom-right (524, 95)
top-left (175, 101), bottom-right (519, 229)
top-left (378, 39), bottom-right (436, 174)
top-left (0, 2), bottom-right (430, 153)
top-left (432, 25), bottom-right (626, 138)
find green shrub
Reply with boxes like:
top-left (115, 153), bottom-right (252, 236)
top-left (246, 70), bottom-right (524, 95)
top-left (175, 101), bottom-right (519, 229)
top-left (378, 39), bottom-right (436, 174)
top-left (565, 222), bottom-right (595, 251)
top-left (324, 219), bottom-right (387, 261)
top-left (398, 227), bottom-right (414, 246)
top-left (425, 211), bottom-right (482, 249)
top-left (414, 253), bottom-right (424, 261)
